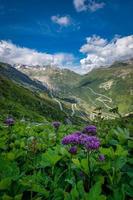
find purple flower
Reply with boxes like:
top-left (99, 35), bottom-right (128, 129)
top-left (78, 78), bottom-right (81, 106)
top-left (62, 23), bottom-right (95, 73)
top-left (83, 125), bottom-right (97, 135)
top-left (98, 154), bottom-right (105, 161)
top-left (52, 121), bottom-right (61, 130)
top-left (5, 118), bottom-right (15, 126)
top-left (79, 171), bottom-right (84, 177)
top-left (85, 136), bottom-right (100, 150)
top-left (69, 146), bottom-right (77, 155)
top-left (62, 132), bottom-right (100, 151)
top-left (62, 132), bottom-right (82, 145)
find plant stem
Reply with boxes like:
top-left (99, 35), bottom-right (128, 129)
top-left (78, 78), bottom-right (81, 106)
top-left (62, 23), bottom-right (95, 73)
top-left (87, 151), bottom-right (92, 188)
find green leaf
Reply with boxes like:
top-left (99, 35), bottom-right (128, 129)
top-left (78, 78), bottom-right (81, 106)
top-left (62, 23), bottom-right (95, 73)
top-left (2, 194), bottom-right (13, 200)
top-left (81, 158), bottom-right (89, 175)
top-left (14, 194), bottom-right (22, 200)
top-left (54, 188), bottom-right (64, 200)
top-left (65, 177), bottom-right (75, 185)
top-left (0, 178), bottom-right (11, 190)
top-left (125, 184), bottom-right (133, 197)
top-left (76, 181), bottom-right (85, 197)
top-left (127, 172), bottom-right (133, 177)
top-left (6, 152), bottom-right (15, 161)
top-left (41, 149), bottom-right (62, 166)
top-left (85, 179), bottom-right (104, 200)
top-left (0, 158), bottom-right (20, 180)
top-left (128, 140), bottom-right (133, 149)
top-left (127, 158), bottom-right (133, 164)
top-left (30, 184), bottom-right (49, 197)
top-left (100, 147), bottom-right (114, 158)
top-left (70, 185), bottom-right (79, 200)
top-left (115, 145), bottom-right (128, 157)
top-left (72, 158), bottom-right (80, 168)
top-left (114, 157), bottom-right (127, 170)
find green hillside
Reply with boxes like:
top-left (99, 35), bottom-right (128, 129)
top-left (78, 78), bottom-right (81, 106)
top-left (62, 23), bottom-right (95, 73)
top-left (76, 64), bottom-right (133, 114)
top-left (0, 74), bottom-right (67, 122)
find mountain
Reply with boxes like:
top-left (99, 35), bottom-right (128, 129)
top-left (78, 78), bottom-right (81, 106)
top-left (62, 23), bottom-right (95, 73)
top-left (16, 64), bottom-right (81, 91)
top-left (0, 62), bottom-right (48, 92)
top-left (0, 62), bottom-right (83, 124)
top-left (16, 61), bottom-right (133, 118)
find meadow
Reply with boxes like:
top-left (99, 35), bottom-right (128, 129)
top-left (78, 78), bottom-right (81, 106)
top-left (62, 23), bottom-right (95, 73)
top-left (0, 116), bottom-right (133, 200)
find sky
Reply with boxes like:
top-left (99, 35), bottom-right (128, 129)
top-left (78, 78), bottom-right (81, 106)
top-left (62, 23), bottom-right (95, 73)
top-left (0, 0), bottom-right (133, 73)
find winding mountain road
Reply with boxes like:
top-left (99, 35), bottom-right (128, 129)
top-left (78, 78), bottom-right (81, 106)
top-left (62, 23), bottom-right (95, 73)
top-left (86, 86), bottom-right (113, 109)
top-left (50, 91), bottom-right (63, 111)
top-left (71, 104), bottom-right (77, 116)
top-left (50, 85), bottom-right (113, 118)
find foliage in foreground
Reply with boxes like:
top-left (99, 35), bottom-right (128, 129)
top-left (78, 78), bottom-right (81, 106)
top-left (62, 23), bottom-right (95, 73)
top-left (0, 118), bottom-right (133, 200)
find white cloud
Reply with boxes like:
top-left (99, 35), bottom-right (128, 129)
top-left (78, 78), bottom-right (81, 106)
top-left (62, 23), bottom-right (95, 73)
top-left (0, 40), bottom-right (75, 67)
top-left (51, 15), bottom-right (71, 26)
top-left (73, 0), bottom-right (105, 12)
top-left (73, 0), bottom-right (87, 12)
top-left (88, 0), bottom-right (105, 12)
top-left (80, 35), bottom-right (133, 72)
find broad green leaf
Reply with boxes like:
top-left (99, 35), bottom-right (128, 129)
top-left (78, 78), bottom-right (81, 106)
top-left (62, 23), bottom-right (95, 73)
top-left (76, 181), bottom-right (85, 197)
top-left (115, 145), bottom-right (128, 157)
top-left (14, 194), bottom-right (22, 200)
top-left (6, 152), bottom-right (15, 161)
top-left (114, 157), bottom-right (127, 170)
top-left (72, 158), bottom-right (80, 168)
top-left (30, 184), bottom-right (49, 197)
top-left (125, 184), bottom-right (133, 197)
top-left (81, 158), bottom-right (89, 175)
top-left (53, 188), bottom-right (64, 200)
top-left (100, 147), bottom-right (114, 158)
top-left (85, 179), bottom-right (104, 200)
top-left (0, 178), bottom-right (11, 190)
top-left (2, 194), bottom-right (13, 200)
top-left (128, 140), bottom-right (133, 149)
top-left (41, 149), bottom-right (62, 166)
top-left (70, 185), bottom-right (79, 200)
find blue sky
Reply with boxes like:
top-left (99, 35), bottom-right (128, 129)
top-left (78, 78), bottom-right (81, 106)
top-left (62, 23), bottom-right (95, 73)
top-left (0, 0), bottom-right (133, 73)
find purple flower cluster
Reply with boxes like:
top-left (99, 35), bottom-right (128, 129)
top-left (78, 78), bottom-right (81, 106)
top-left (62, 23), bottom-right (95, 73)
top-left (62, 131), bottom-right (82, 145)
top-left (52, 121), bottom-right (61, 129)
top-left (83, 125), bottom-right (96, 135)
top-left (5, 118), bottom-right (15, 126)
top-left (98, 154), bottom-right (105, 161)
top-left (69, 146), bottom-right (77, 155)
top-left (85, 136), bottom-right (100, 150)
top-left (62, 131), bottom-right (100, 151)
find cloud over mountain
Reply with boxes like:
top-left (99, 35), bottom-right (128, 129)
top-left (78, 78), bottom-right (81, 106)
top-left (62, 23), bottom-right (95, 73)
top-left (80, 35), bottom-right (133, 72)
top-left (0, 40), bottom-right (75, 67)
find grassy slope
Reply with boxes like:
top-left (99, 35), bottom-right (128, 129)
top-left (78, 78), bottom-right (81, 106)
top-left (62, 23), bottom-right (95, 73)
top-left (0, 74), bottom-right (70, 122)
top-left (76, 64), bottom-right (133, 113)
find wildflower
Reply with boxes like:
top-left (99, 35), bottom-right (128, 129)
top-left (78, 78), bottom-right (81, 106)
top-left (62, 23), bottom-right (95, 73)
top-left (52, 121), bottom-right (61, 130)
top-left (62, 131), bottom-right (82, 145)
top-left (62, 132), bottom-right (100, 151)
top-left (5, 117), bottom-right (15, 126)
top-left (83, 125), bottom-right (96, 135)
top-left (69, 146), bottom-right (77, 155)
top-left (79, 171), bottom-right (84, 177)
top-left (98, 154), bottom-right (105, 161)
top-left (85, 136), bottom-right (100, 150)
